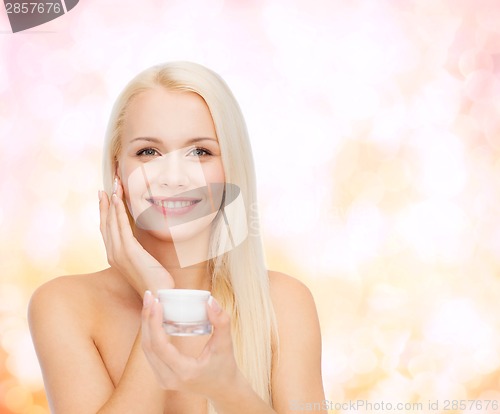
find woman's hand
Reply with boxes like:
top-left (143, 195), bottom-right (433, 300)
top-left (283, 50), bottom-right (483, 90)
top-left (141, 292), bottom-right (242, 402)
top-left (99, 178), bottom-right (174, 296)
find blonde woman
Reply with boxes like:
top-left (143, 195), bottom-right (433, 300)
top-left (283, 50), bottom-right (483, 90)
top-left (29, 62), bottom-right (326, 414)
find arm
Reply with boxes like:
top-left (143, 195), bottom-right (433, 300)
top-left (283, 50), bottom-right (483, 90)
top-left (28, 280), bottom-right (165, 414)
top-left (209, 374), bottom-right (277, 414)
top-left (98, 332), bottom-right (164, 413)
top-left (269, 272), bottom-right (327, 414)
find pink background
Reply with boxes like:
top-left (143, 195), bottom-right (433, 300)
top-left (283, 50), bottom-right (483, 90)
top-left (1, 0), bottom-right (500, 412)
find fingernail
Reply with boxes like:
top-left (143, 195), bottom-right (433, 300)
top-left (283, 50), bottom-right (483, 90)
top-left (143, 290), bottom-right (152, 308)
top-left (208, 296), bottom-right (221, 313)
top-left (112, 177), bottom-right (119, 194)
top-left (98, 190), bottom-right (102, 202)
top-left (151, 298), bottom-right (159, 316)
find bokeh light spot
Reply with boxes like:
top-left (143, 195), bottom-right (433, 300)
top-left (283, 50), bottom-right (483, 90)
top-left (4, 384), bottom-right (33, 413)
top-left (464, 70), bottom-right (500, 102)
top-left (350, 348), bottom-right (378, 374)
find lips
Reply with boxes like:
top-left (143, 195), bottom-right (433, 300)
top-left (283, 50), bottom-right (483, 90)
top-left (147, 197), bottom-right (201, 216)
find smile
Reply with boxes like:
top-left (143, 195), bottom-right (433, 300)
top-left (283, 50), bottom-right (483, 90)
top-left (147, 198), bottom-right (202, 216)
top-left (151, 199), bottom-right (199, 209)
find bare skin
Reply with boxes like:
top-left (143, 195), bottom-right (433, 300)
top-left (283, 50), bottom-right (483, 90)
top-left (28, 88), bottom-right (326, 413)
top-left (29, 267), bottom-right (324, 413)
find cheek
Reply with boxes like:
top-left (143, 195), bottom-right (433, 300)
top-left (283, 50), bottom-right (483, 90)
top-left (118, 165), bottom-right (131, 198)
top-left (119, 164), bottom-right (149, 217)
top-left (126, 167), bottom-right (149, 197)
top-left (201, 161), bottom-right (225, 185)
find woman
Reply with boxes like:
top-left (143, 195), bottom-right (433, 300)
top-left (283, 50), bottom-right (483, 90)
top-left (29, 62), bottom-right (326, 413)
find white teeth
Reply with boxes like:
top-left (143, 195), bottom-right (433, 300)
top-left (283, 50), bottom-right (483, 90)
top-left (152, 200), bottom-right (197, 209)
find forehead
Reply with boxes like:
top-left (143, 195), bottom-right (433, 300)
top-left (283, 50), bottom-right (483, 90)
top-left (121, 87), bottom-right (217, 142)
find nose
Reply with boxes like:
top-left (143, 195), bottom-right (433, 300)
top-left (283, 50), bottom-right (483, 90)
top-left (150, 152), bottom-right (190, 188)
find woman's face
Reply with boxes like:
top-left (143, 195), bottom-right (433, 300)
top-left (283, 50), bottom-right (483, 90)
top-left (116, 87), bottom-right (225, 243)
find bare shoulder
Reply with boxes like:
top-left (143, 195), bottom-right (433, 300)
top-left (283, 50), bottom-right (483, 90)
top-left (267, 271), bottom-right (326, 411)
top-left (268, 270), bottom-right (317, 315)
top-left (267, 270), bottom-right (321, 340)
top-left (28, 270), bottom-right (122, 412)
top-left (28, 270), bottom-right (109, 333)
top-left (30, 272), bottom-right (98, 301)
top-left (268, 270), bottom-right (312, 294)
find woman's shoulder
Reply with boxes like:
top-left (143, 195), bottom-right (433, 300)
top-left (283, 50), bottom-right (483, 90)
top-left (266, 270), bottom-right (324, 403)
top-left (30, 270), bottom-right (107, 305)
top-left (267, 270), bottom-right (318, 320)
top-left (268, 270), bottom-right (314, 299)
top-left (28, 269), bottom-right (112, 330)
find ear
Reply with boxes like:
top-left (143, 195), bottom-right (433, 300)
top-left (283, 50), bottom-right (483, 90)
top-left (114, 159), bottom-right (121, 180)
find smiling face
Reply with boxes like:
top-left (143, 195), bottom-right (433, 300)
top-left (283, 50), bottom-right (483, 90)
top-left (116, 87), bottom-right (226, 243)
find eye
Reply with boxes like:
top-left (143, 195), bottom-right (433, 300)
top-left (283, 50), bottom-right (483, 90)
top-left (136, 148), bottom-right (160, 157)
top-left (189, 147), bottom-right (212, 157)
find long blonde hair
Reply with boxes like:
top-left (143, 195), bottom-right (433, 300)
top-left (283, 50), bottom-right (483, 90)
top-left (102, 62), bottom-right (277, 411)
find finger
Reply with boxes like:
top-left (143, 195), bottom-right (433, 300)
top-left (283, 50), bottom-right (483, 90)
top-left (106, 183), bottom-right (122, 257)
top-left (142, 296), bottom-right (172, 354)
top-left (203, 297), bottom-right (233, 354)
top-left (146, 299), bottom-right (172, 352)
top-left (141, 293), bottom-right (175, 377)
top-left (146, 300), bottom-right (193, 373)
top-left (141, 291), bottom-right (155, 347)
top-left (114, 175), bottom-right (124, 198)
top-left (112, 181), bottom-right (135, 241)
top-left (98, 190), bottom-right (110, 240)
top-left (99, 191), bottom-right (114, 260)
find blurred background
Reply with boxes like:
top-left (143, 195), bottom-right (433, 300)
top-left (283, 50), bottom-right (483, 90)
top-left (1, 0), bottom-right (500, 412)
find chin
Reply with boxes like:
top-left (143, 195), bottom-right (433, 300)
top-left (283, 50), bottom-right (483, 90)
top-left (136, 211), bottom-right (218, 244)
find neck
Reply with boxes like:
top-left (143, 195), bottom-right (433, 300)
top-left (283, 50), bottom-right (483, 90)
top-left (134, 227), bottom-right (212, 291)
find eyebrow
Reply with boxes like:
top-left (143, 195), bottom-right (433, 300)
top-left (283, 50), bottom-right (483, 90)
top-left (129, 137), bottom-right (218, 145)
